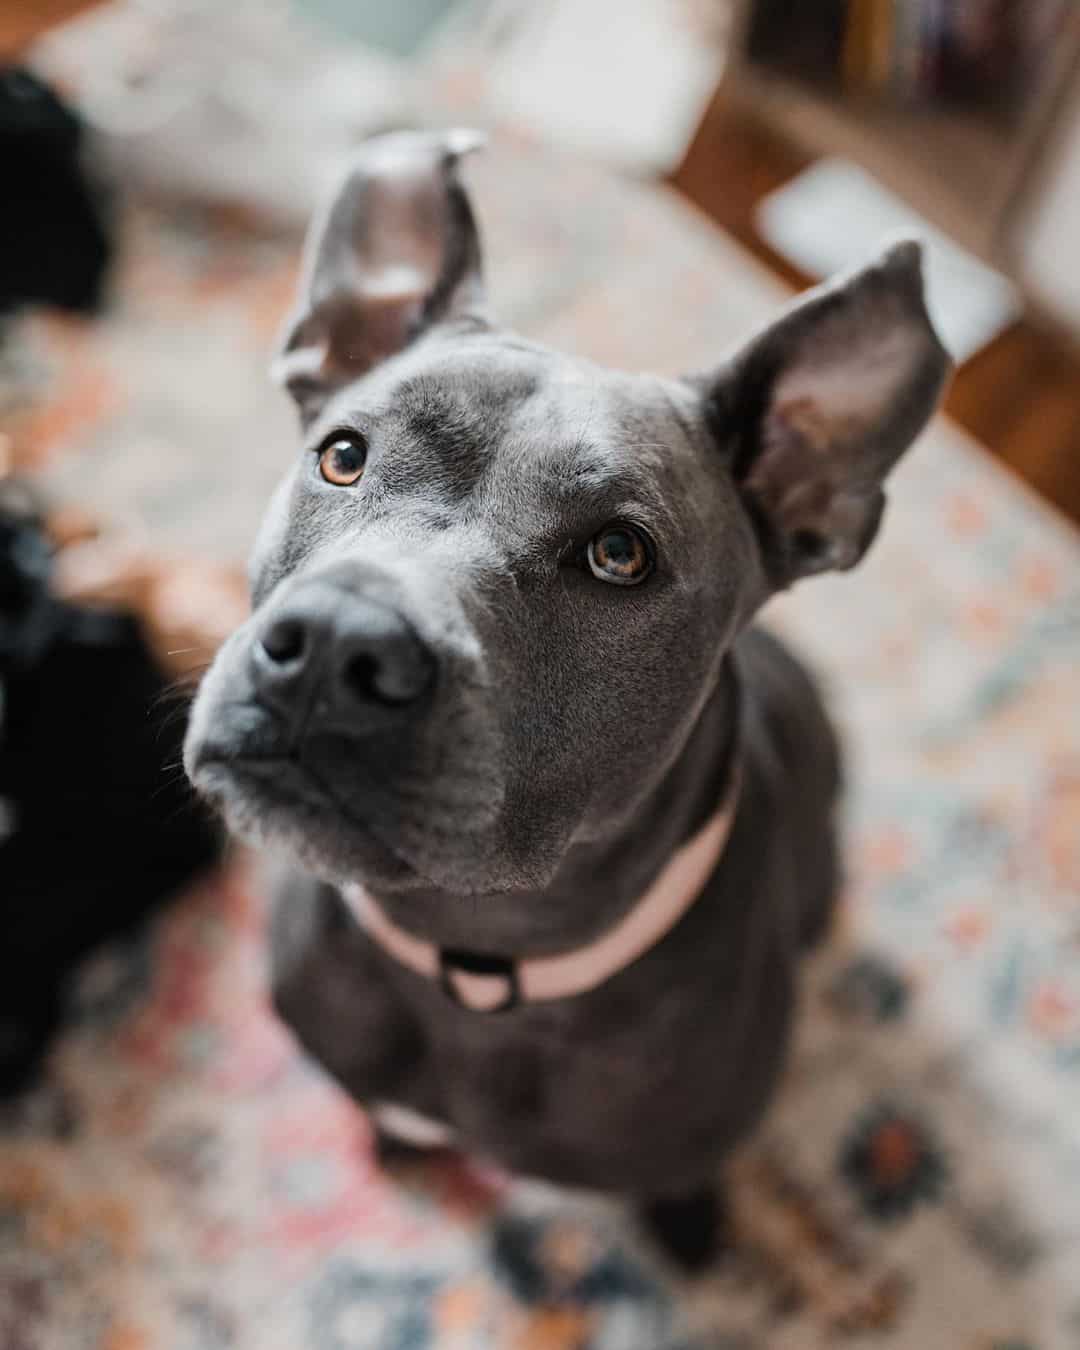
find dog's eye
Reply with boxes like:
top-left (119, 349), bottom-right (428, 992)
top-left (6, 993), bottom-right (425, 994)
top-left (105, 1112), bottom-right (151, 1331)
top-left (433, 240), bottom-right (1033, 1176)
top-left (318, 434), bottom-right (367, 486)
top-left (587, 524), bottom-right (652, 586)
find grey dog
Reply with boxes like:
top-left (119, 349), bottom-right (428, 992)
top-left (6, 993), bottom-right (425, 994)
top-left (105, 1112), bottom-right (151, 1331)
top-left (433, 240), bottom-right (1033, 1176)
top-left (185, 130), bottom-right (951, 1267)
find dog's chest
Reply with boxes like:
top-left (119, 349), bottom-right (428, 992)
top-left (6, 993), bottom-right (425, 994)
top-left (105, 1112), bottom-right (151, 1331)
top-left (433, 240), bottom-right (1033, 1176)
top-left (341, 870), bottom-right (795, 1190)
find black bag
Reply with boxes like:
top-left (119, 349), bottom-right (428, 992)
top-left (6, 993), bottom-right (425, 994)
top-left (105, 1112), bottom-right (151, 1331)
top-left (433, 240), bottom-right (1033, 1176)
top-left (0, 66), bottom-right (110, 316)
top-left (0, 483), bottom-right (221, 1094)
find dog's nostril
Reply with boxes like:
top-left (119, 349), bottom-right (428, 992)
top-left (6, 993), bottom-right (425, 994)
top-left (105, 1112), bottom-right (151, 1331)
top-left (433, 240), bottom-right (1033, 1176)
top-left (342, 652), bottom-right (381, 701)
top-left (260, 617), bottom-right (306, 665)
top-left (341, 641), bottom-right (434, 706)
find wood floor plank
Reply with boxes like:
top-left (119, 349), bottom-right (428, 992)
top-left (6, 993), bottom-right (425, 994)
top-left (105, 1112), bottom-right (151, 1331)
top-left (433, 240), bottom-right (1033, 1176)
top-left (670, 95), bottom-right (1080, 527)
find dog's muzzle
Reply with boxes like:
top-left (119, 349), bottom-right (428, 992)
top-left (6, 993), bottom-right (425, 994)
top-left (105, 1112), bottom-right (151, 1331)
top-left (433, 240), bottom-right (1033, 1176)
top-left (250, 579), bottom-right (435, 741)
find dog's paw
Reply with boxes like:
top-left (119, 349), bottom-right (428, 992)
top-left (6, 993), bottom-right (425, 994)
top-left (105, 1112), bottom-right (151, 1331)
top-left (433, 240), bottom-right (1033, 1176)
top-left (639, 1183), bottom-right (729, 1274)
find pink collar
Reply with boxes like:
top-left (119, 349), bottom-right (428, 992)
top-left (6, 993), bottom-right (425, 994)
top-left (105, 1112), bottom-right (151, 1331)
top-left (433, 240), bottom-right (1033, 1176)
top-left (341, 767), bottom-right (741, 1014)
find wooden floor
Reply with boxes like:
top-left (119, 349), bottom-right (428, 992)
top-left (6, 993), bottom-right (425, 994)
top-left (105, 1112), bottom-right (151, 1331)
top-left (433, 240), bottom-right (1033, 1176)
top-left (670, 96), bottom-right (1080, 528)
top-left (0, 0), bottom-right (104, 56)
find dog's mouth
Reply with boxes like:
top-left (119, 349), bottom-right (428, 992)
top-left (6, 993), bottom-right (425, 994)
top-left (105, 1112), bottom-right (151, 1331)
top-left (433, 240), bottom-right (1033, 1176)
top-left (193, 748), bottom-right (327, 815)
top-left (192, 744), bottom-right (432, 886)
top-left (188, 690), bottom-right (508, 892)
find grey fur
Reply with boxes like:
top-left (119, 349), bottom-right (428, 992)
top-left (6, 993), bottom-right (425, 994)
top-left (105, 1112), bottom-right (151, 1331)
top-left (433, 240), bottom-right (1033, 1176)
top-left (185, 132), bottom-right (951, 1211)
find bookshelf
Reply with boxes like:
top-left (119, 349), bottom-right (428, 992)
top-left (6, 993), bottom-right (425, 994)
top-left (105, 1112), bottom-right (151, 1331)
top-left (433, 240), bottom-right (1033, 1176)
top-left (723, 0), bottom-right (1080, 266)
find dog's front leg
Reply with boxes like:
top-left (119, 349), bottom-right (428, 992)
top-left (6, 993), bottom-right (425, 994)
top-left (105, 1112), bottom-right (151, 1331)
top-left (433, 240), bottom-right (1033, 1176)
top-left (269, 871), bottom-right (436, 1119)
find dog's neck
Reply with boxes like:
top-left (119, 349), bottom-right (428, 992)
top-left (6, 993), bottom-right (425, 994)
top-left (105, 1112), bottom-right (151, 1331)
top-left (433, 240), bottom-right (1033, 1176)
top-left (363, 654), bottom-right (742, 959)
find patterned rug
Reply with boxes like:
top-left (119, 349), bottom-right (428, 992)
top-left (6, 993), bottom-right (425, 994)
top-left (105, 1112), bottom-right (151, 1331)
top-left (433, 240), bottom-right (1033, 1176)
top-left (3, 136), bottom-right (1080, 1349)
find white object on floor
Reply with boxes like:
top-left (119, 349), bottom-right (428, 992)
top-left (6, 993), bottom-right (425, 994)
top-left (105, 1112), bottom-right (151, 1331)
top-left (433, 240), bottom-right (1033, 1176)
top-left (756, 157), bottom-right (1022, 363)
top-left (484, 0), bottom-right (724, 174)
top-left (372, 1102), bottom-right (455, 1148)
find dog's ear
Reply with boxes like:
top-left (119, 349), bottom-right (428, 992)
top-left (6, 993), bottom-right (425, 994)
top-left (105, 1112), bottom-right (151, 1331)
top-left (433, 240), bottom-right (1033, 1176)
top-left (274, 129), bottom-right (486, 423)
top-left (701, 240), bottom-right (951, 585)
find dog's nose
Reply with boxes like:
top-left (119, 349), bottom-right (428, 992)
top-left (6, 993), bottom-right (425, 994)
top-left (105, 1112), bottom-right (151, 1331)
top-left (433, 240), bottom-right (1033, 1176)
top-left (252, 588), bottom-right (435, 724)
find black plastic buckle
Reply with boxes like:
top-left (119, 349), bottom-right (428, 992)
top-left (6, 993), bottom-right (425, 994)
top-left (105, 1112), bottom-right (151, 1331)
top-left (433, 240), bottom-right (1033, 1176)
top-left (439, 947), bottom-right (520, 1013)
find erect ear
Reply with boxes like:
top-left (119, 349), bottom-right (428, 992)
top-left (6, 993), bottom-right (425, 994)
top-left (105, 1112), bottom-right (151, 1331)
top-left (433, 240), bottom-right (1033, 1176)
top-left (273, 128), bottom-right (486, 424)
top-left (702, 240), bottom-right (952, 585)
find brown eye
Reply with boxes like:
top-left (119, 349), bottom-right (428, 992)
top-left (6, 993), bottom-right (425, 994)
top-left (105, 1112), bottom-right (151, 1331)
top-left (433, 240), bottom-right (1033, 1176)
top-left (318, 434), bottom-right (367, 486)
top-left (587, 524), bottom-right (652, 586)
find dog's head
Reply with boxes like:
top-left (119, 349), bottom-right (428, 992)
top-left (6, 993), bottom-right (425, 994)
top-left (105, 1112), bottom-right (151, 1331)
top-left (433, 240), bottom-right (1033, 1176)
top-left (185, 130), bottom-right (951, 896)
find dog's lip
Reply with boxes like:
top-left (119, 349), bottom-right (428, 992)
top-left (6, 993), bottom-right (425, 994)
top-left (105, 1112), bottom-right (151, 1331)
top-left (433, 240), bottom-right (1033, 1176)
top-left (195, 748), bottom-right (296, 772)
top-left (191, 747), bottom-right (302, 783)
top-left (191, 748), bottom-right (334, 816)
top-left (194, 747), bottom-right (343, 815)
top-left (192, 747), bottom-right (426, 884)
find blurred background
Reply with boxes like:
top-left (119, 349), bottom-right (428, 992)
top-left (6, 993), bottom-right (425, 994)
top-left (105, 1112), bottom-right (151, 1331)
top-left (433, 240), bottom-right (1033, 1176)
top-left (6, 0), bottom-right (1080, 521)
top-left (2, 4), bottom-right (1080, 1348)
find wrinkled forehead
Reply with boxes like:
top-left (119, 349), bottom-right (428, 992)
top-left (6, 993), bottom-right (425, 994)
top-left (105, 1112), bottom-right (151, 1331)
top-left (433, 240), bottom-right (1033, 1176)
top-left (316, 333), bottom-right (697, 525)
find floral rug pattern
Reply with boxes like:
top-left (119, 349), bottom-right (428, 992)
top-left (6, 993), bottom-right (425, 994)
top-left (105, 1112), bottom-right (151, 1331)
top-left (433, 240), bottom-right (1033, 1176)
top-left (2, 137), bottom-right (1080, 1348)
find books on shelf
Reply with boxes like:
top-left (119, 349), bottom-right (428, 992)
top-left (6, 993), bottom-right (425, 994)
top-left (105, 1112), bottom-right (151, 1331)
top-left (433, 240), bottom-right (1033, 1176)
top-left (830, 0), bottom-right (1070, 109)
top-left (843, 0), bottom-right (895, 93)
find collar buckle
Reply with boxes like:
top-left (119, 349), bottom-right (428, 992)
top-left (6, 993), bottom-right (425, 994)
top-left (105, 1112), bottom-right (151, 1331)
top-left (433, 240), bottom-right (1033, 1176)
top-left (439, 947), bottom-right (520, 1013)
